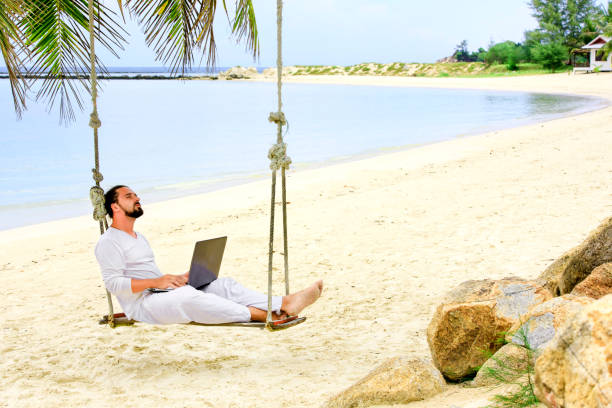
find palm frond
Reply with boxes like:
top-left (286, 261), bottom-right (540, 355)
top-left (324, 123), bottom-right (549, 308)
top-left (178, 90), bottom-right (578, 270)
top-left (128, 0), bottom-right (258, 74)
top-left (604, 23), bottom-right (612, 58)
top-left (20, 0), bottom-right (126, 123)
top-left (227, 0), bottom-right (259, 59)
top-left (128, 0), bottom-right (204, 73)
top-left (0, 0), bottom-right (28, 118)
top-left (195, 0), bottom-right (218, 67)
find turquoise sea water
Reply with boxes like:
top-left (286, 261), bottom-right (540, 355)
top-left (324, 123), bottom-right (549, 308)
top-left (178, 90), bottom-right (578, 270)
top-left (0, 79), bottom-right (606, 230)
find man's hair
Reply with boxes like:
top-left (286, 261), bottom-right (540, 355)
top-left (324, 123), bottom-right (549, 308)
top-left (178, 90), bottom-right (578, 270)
top-left (104, 185), bottom-right (127, 219)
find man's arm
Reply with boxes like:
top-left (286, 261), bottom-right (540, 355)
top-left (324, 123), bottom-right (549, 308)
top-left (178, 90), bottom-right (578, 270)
top-left (131, 274), bottom-right (188, 293)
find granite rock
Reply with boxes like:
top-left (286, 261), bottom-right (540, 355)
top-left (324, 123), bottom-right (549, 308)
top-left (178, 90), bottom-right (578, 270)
top-left (534, 294), bottom-right (612, 408)
top-left (327, 357), bottom-right (445, 408)
top-left (427, 278), bottom-right (551, 380)
top-left (506, 294), bottom-right (593, 352)
top-left (571, 262), bottom-right (612, 300)
top-left (537, 216), bottom-right (612, 296)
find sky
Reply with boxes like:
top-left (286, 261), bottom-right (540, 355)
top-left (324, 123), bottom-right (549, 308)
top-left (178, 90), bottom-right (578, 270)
top-left (1, 0), bottom-right (609, 69)
top-left (96, 0), bottom-right (543, 67)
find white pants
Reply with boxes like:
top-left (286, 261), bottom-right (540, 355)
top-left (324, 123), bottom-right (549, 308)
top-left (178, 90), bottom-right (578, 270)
top-left (139, 277), bottom-right (283, 324)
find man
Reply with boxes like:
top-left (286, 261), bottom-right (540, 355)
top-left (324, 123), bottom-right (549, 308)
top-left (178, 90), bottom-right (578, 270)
top-left (95, 185), bottom-right (322, 325)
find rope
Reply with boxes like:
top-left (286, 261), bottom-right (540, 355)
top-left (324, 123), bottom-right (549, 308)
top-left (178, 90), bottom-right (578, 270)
top-left (266, 0), bottom-right (291, 329)
top-left (87, 0), bottom-right (112, 326)
top-left (267, 142), bottom-right (291, 170)
top-left (90, 186), bottom-right (106, 222)
top-left (268, 111), bottom-right (286, 126)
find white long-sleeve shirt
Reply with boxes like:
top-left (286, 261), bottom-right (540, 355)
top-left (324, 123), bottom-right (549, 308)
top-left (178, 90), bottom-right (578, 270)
top-left (94, 227), bottom-right (162, 320)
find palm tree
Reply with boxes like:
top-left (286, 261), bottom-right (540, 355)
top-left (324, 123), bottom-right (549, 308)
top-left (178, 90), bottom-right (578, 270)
top-left (0, 0), bottom-right (28, 117)
top-left (604, 22), bottom-right (612, 57)
top-left (1, 0), bottom-right (258, 122)
top-left (603, 1), bottom-right (612, 51)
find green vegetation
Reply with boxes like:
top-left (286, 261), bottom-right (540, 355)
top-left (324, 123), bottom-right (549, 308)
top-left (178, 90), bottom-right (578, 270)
top-left (284, 61), bottom-right (571, 78)
top-left (532, 42), bottom-right (568, 72)
top-left (605, 22), bottom-right (612, 57)
top-left (449, 1), bottom-right (611, 74)
top-left (483, 328), bottom-right (539, 408)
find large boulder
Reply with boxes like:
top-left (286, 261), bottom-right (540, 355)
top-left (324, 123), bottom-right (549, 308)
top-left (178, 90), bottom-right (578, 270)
top-left (506, 295), bottom-right (593, 352)
top-left (537, 216), bottom-right (612, 296)
top-left (427, 278), bottom-right (552, 380)
top-left (326, 357), bottom-right (445, 408)
top-left (472, 343), bottom-right (534, 387)
top-left (571, 262), bottom-right (612, 300)
top-left (534, 294), bottom-right (612, 408)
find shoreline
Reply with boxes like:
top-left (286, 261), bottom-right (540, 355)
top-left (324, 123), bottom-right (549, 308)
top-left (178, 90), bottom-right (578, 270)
top-left (1, 74), bottom-right (608, 232)
top-left (1, 73), bottom-right (611, 408)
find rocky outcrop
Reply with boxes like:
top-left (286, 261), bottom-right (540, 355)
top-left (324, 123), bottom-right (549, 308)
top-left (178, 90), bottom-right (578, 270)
top-left (326, 357), bottom-right (445, 408)
top-left (534, 294), bottom-right (612, 408)
top-left (427, 278), bottom-right (551, 380)
top-left (537, 216), bottom-right (612, 296)
top-left (571, 262), bottom-right (612, 299)
top-left (219, 66), bottom-right (258, 79)
top-left (506, 295), bottom-right (594, 352)
top-left (472, 343), bottom-right (533, 387)
top-left (436, 53), bottom-right (459, 63)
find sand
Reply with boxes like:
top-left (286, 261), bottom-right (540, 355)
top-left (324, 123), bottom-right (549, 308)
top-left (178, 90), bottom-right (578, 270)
top-left (1, 73), bottom-right (611, 408)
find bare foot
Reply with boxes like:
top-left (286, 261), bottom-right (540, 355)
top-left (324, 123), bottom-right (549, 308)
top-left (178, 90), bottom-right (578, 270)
top-left (272, 312), bottom-right (288, 321)
top-left (282, 280), bottom-right (323, 316)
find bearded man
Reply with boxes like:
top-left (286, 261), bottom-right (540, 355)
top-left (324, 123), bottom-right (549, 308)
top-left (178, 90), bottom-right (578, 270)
top-left (95, 185), bottom-right (322, 325)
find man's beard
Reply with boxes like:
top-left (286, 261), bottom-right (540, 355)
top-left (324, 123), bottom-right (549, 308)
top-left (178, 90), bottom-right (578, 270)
top-left (126, 207), bottom-right (144, 218)
top-left (120, 203), bottom-right (144, 218)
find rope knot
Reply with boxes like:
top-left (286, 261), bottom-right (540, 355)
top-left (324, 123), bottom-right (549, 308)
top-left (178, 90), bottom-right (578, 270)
top-left (268, 142), bottom-right (292, 171)
top-left (268, 111), bottom-right (287, 126)
top-left (89, 186), bottom-right (107, 221)
top-left (89, 112), bottom-right (102, 129)
top-left (92, 168), bottom-right (104, 184)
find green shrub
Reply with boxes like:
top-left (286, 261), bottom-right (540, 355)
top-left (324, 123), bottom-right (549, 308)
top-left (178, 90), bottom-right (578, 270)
top-left (532, 42), bottom-right (568, 72)
top-left (483, 328), bottom-right (539, 408)
top-left (486, 41), bottom-right (522, 69)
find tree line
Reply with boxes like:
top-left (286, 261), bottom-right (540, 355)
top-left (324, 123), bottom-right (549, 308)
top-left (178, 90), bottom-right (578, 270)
top-left (452, 0), bottom-right (612, 71)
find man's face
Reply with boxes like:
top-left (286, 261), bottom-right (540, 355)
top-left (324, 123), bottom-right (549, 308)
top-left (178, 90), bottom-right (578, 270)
top-left (114, 187), bottom-right (143, 219)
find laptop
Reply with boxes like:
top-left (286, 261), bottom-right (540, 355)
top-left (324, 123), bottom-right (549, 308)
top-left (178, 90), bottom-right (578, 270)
top-left (148, 236), bottom-right (227, 292)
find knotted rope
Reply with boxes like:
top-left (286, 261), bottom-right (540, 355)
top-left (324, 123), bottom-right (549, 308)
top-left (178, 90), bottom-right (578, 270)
top-left (268, 142), bottom-right (291, 170)
top-left (90, 186), bottom-right (106, 221)
top-left (268, 111), bottom-right (286, 126)
top-left (87, 0), bottom-right (113, 326)
top-left (266, 0), bottom-right (290, 329)
top-left (89, 112), bottom-right (101, 129)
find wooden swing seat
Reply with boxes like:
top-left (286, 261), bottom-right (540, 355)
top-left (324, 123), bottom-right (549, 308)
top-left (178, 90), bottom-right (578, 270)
top-left (99, 313), bottom-right (306, 331)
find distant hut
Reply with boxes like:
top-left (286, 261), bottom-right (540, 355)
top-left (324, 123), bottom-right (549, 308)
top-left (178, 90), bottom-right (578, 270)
top-left (572, 35), bottom-right (611, 73)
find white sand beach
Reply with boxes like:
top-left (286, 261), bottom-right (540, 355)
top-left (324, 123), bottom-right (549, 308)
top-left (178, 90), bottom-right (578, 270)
top-left (1, 73), bottom-right (611, 408)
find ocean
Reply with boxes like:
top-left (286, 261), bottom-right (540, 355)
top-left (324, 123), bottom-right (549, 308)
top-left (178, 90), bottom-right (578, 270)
top-left (0, 76), bottom-right (606, 230)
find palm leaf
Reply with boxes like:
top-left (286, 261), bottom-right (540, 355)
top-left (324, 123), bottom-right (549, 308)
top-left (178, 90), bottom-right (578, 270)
top-left (0, 0), bottom-right (28, 118)
top-left (127, 0), bottom-right (258, 74)
top-left (128, 0), bottom-right (203, 73)
top-left (226, 0), bottom-right (259, 59)
top-left (604, 23), bottom-right (612, 57)
top-left (20, 0), bottom-right (126, 122)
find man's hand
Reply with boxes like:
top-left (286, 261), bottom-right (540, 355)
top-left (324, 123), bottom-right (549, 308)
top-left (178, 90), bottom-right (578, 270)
top-left (154, 274), bottom-right (188, 289)
top-left (131, 274), bottom-right (188, 293)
